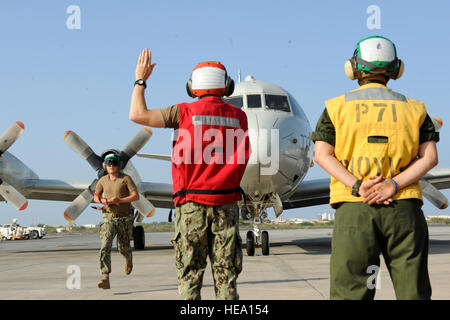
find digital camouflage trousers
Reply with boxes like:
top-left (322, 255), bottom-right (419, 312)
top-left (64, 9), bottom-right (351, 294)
top-left (99, 215), bottom-right (133, 274)
top-left (171, 201), bottom-right (243, 300)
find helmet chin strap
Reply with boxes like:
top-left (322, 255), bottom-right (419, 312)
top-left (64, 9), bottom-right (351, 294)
top-left (347, 55), bottom-right (403, 81)
top-left (355, 55), bottom-right (399, 73)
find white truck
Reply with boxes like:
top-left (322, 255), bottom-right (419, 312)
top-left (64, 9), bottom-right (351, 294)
top-left (0, 221), bottom-right (46, 240)
top-left (26, 225), bottom-right (46, 239)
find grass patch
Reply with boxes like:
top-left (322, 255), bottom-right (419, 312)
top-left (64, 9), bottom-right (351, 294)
top-left (239, 220), bottom-right (334, 230)
top-left (45, 226), bottom-right (100, 235)
top-left (42, 220), bottom-right (336, 234)
top-left (427, 218), bottom-right (450, 225)
top-left (141, 222), bottom-right (175, 232)
top-left (41, 217), bottom-right (450, 235)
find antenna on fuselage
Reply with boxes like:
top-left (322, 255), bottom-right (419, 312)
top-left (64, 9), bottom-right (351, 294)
top-left (238, 68), bottom-right (241, 83)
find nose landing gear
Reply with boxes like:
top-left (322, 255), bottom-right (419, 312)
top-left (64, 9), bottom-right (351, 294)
top-left (244, 215), bottom-right (270, 256)
top-left (261, 230), bottom-right (269, 256)
top-left (246, 230), bottom-right (255, 256)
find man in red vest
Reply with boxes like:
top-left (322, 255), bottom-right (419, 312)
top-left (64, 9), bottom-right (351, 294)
top-left (129, 49), bottom-right (250, 300)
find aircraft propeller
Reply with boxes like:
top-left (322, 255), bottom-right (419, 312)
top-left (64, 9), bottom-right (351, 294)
top-left (0, 121), bottom-right (28, 211)
top-left (62, 128), bottom-right (156, 222)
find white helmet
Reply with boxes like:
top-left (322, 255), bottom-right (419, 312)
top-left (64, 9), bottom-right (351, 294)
top-left (344, 36), bottom-right (404, 80)
top-left (186, 61), bottom-right (234, 98)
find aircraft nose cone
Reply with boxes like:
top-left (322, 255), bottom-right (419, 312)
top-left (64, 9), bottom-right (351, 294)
top-left (241, 112), bottom-right (310, 198)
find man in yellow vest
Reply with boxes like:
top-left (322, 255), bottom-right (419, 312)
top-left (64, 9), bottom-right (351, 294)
top-left (312, 36), bottom-right (439, 299)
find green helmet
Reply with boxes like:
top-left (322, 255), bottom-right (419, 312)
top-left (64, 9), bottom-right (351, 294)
top-left (104, 153), bottom-right (121, 161)
top-left (345, 35), bottom-right (404, 80)
top-left (101, 149), bottom-right (122, 169)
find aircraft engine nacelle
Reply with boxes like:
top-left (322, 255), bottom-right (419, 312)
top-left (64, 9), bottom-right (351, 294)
top-left (0, 122), bottom-right (37, 210)
top-left (0, 152), bottom-right (39, 195)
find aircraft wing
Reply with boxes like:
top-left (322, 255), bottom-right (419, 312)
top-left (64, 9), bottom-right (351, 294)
top-left (22, 179), bottom-right (90, 202)
top-left (422, 168), bottom-right (450, 189)
top-left (20, 177), bottom-right (329, 211)
top-left (283, 168), bottom-right (450, 209)
top-left (282, 178), bottom-right (330, 209)
top-left (14, 168), bottom-right (450, 211)
top-left (20, 179), bottom-right (176, 208)
top-left (138, 182), bottom-right (174, 209)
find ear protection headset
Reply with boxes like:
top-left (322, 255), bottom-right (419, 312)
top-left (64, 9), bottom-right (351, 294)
top-left (345, 37), bottom-right (404, 81)
top-left (186, 61), bottom-right (235, 98)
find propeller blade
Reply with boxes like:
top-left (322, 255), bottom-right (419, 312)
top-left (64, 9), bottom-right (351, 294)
top-left (136, 153), bottom-right (171, 161)
top-left (132, 194), bottom-right (156, 218)
top-left (64, 180), bottom-right (98, 223)
top-left (120, 128), bottom-right (153, 165)
top-left (63, 131), bottom-right (103, 171)
top-left (0, 180), bottom-right (28, 211)
top-left (420, 179), bottom-right (449, 209)
top-left (0, 121), bottom-right (24, 155)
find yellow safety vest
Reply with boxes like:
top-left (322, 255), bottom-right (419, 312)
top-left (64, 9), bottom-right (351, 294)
top-left (325, 83), bottom-right (427, 206)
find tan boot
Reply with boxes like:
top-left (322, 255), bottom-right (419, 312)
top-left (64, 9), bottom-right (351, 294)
top-left (97, 274), bottom-right (110, 289)
top-left (125, 258), bottom-right (133, 275)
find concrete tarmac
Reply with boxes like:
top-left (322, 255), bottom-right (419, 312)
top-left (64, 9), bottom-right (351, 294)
top-left (0, 226), bottom-right (449, 300)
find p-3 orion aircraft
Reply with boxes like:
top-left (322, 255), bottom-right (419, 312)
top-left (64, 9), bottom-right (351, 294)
top-left (1, 76), bottom-right (449, 254)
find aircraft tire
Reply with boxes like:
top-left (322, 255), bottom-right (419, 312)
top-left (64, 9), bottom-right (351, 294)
top-left (246, 231), bottom-right (255, 256)
top-left (133, 226), bottom-right (145, 250)
top-left (30, 230), bottom-right (39, 240)
top-left (261, 231), bottom-right (270, 256)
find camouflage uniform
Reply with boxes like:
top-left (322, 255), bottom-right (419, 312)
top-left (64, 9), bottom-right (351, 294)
top-left (95, 173), bottom-right (137, 275)
top-left (100, 214), bottom-right (134, 274)
top-left (171, 201), bottom-right (243, 300)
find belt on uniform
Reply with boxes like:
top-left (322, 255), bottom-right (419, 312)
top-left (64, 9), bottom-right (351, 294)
top-left (173, 186), bottom-right (244, 198)
top-left (173, 186), bottom-right (248, 209)
top-left (106, 212), bottom-right (131, 218)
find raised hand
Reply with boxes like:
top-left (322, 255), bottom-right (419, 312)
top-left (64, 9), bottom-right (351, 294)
top-left (136, 48), bottom-right (157, 81)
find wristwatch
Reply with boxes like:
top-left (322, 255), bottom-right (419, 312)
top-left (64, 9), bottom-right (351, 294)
top-left (351, 179), bottom-right (362, 197)
top-left (134, 79), bottom-right (147, 89)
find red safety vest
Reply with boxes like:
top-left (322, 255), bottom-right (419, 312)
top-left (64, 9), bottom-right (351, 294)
top-left (172, 96), bottom-right (251, 206)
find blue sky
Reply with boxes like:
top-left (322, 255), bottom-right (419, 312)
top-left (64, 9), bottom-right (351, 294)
top-left (1, 0), bottom-right (449, 226)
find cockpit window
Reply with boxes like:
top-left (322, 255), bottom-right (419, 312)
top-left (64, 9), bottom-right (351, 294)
top-left (265, 95), bottom-right (290, 112)
top-left (223, 96), bottom-right (243, 108)
top-left (247, 94), bottom-right (262, 108)
top-left (287, 93), bottom-right (308, 120)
